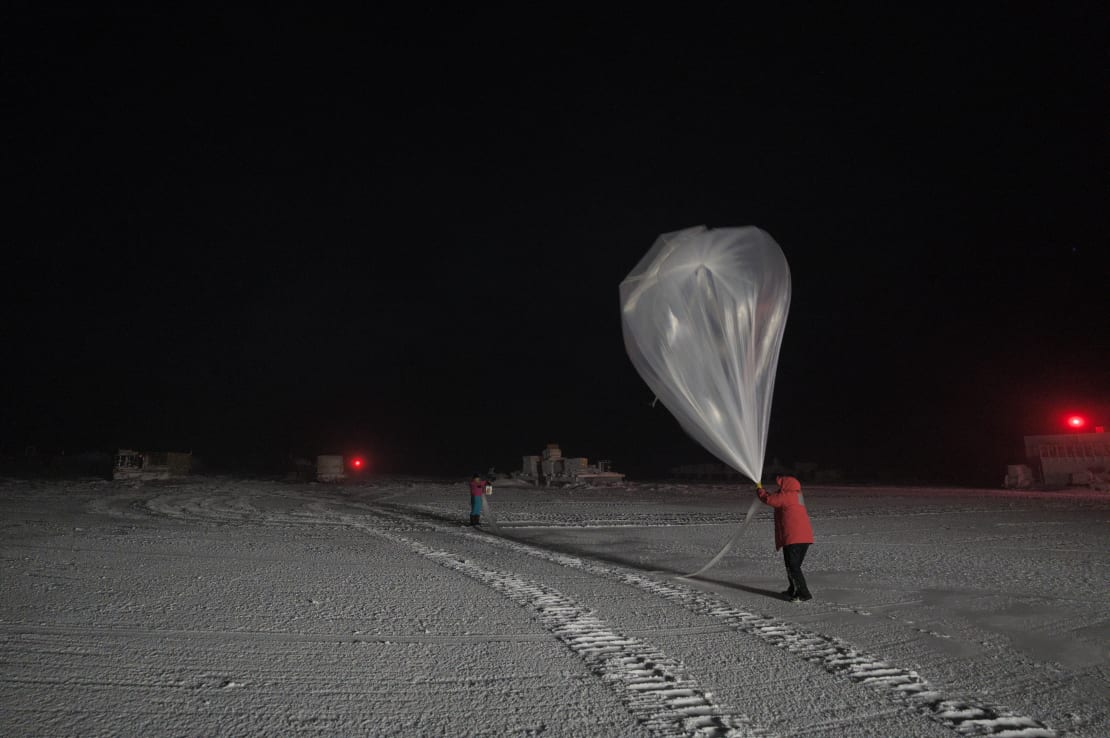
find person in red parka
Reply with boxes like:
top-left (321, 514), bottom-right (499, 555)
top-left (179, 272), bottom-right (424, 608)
top-left (757, 474), bottom-right (815, 601)
top-left (467, 473), bottom-right (487, 526)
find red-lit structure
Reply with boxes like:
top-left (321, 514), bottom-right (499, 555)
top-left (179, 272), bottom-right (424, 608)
top-left (1023, 430), bottom-right (1109, 488)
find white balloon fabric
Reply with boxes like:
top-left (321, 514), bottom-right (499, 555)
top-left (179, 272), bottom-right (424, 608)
top-left (620, 225), bottom-right (791, 484)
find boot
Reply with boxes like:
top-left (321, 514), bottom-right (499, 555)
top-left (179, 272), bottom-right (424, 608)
top-left (790, 571), bottom-right (812, 601)
top-left (781, 573), bottom-right (797, 599)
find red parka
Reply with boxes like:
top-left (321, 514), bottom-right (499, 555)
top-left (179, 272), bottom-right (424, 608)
top-left (757, 476), bottom-right (814, 550)
top-left (469, 478), bottom-right (487, 497)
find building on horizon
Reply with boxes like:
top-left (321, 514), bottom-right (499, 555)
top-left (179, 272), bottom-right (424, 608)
top-left (1023, 432), bottom-right (1109, 488)
top-left (519, 443), bottom-right (624, 486)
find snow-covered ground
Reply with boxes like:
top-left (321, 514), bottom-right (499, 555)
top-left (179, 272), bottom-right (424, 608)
top-left (2, 477), bottom-right (1107, 737)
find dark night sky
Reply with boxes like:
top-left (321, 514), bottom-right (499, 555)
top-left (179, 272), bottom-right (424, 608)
top-left (4, 6), bottom-right (1107, 482)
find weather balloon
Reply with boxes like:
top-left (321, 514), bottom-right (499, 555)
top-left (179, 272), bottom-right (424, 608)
top-left (620, 225), bottom-right (791, 575)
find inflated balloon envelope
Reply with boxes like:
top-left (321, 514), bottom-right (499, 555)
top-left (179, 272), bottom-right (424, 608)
top-left (620, 225), bottom-right (791, 577)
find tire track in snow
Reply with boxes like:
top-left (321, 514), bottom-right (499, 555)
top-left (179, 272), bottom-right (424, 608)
top-left (99, 485), bottom-right (1058, 737)
top-left (364, 504), bottom-right (1059, 738)
top-left (87, 488), bottom-right (767, 735)
top-left (347, 520), bottom-right (772, 738)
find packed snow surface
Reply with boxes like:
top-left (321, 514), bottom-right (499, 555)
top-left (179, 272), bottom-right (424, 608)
top-left (2, 477), bottom-right (1107, 737)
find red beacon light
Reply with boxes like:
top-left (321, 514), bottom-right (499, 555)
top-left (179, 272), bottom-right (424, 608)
top-left (1066, 415), bottom-right (1086, 430)
top-left (350, 456), bottom-right (366, 471)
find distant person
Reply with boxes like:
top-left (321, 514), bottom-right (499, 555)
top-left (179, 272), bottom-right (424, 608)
top-left (756, 474), bottom-right (815, 602)
top-left (468, 473), bottom-right (487, 526)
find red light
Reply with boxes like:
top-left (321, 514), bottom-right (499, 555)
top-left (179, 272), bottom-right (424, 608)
top-left (1067, 415), bottom-right (1085, 429)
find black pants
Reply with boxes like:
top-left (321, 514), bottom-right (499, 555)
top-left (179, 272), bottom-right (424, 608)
top-left (782, 543), bottom-right (811, 597)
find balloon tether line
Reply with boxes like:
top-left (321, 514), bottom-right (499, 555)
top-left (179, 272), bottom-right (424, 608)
top-left (680, 493), bottom-right (761, 579)
top-left (480, 494), bottom-right (499, 528)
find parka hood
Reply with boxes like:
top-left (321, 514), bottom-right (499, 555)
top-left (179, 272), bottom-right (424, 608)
top-left (777, 476), bottom-right (801, 493)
